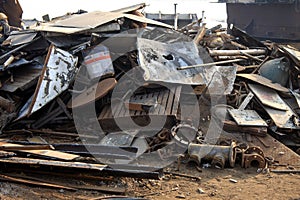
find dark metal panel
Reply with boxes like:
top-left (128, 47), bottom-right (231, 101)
top-left (227, 3), bottom-right (300, 41)
top-left (0, 63), bottom-right (42, 92)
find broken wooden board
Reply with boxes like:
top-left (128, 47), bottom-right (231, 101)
top-left (28, 45), bottom-right (78, 115)
top-left (0, 141), bottom-right (79, 160)
top-left (249, 84), bottom-right (297, 129)
top-left (68, 78), bottom-right (117, 108)
top-left (99, 86), bottom-right (181, 132)
top-left (237, 74), bottom-right (289, 93)
top-left (228, 109), bottom-right (267, 127)
top-left (0, 157), bottom-right (107, 171)
top-left (248, 84), bottom-right (289, 111)
top-left (251, 134), bottom-right (300, 169)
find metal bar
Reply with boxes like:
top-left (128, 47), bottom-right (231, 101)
top-left (56, 97), bottom-right (73, 120)
top-left (177, 58), bottom-right (246, 70)
top-left (0, 174), bottom-right (77, 191)
top-left (238, 92), bottom-right (254, 110)
top-left (209, 49), bottom-right (266, 57)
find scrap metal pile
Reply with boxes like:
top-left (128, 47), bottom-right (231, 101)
top-left (0, 2), bottom-right (299, 194)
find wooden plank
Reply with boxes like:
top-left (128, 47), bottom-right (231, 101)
top-left (0, 141), bottom-right (79, 160)
top-left (100, 105), bottom-right (110, 119)
top-left (160, 88), bottom-right (169, 115)
top-left (153, 91), bottom-right (162, 115)
top-left (0, 151), bottom-right (15, 158)
top-left (112, 99), bottom-right (124, 118)
top-left (171, 86), bottom-right (182, 115)
top-left (165, 88), bottom-right (175, 115)
top-left (0, 157), bottom-right (107, 170)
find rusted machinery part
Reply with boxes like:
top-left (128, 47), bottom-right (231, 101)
top-left (188, 141), bottom-right (237, 169)
top-left (242, 146), bottom-right (266, 168)
top-left (242, 153), bottom-right (266, 169)
top-left (245, 146), bottom-right (264, 157)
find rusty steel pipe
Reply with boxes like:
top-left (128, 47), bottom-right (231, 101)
top-left (188, 142), bottom-right (237, 169)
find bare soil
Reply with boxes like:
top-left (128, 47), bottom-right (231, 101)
top-left (0, 163), bottom-right (299, 200)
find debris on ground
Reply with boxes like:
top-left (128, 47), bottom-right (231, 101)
top-left (0, 2), bottom-right (300, 199)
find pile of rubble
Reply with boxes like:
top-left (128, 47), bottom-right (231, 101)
top-left (0, 2), bottom-right (300, 196)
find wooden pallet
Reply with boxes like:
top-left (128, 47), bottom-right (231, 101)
top-left (98, 86), bottom-right (182, 132)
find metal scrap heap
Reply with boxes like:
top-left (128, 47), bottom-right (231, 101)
top-left (0, 2), bottom-right (299, 197)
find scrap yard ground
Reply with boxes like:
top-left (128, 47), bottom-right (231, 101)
top-left (0, 1), bottom-right (300, 200)
top-left (0, 167), bottom-right (300, 199)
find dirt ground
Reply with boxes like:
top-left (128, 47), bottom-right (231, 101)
top-left (0, 163), bottom-right (299, 200)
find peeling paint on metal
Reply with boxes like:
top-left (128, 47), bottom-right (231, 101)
top-left (28, 45), bottom-right (78, 115)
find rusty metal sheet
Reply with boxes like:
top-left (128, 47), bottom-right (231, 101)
top-left (33, 11), bottom-right (172, 34)
top-left (228, 109), bottom-right (267, 127)
top-left (237, 74), bottom-right (289, 93)
top-left (248, 84), bottom-right (289, 111)
top-left (249, 84), bottom-right (297, 129)
top-left (262, 105), bottom-right (297, 129)
top-left (28, 45), bottom-right (78, 115)
top-left (68, 78), bottom-right (117, 108)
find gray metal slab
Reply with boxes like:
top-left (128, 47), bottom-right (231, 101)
top-left (228, 109), bottom-right (267, 127)
top-left (248, 83), bottom-right (289, 111)
top-left (249, 84), bottom-right (298, 129)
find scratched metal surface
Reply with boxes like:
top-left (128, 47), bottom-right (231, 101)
top-left (29, 45), bottom-right (78, 115)
top-left (137, 38), bottom-right (236, 94)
